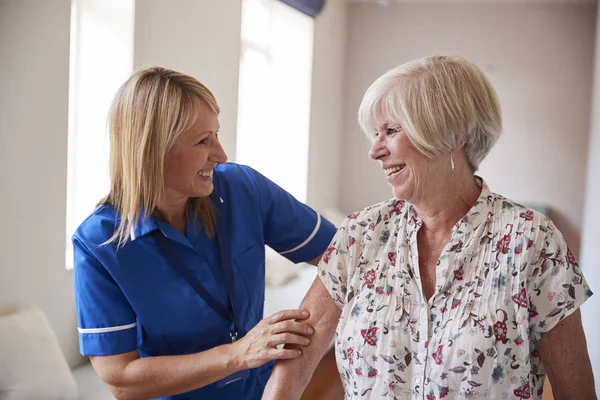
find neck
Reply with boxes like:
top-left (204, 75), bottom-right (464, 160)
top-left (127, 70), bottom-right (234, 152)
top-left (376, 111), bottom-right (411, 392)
top-left (412, 172), bottom-right (481, 235)
top-left (156, 194), bottom-right (188, 231)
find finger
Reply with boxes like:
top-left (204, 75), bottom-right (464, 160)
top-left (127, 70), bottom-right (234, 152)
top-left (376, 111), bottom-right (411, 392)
top-left (268, 309), bottom-right (310, 324)
top-left (269, 348), bottom-right (303, 360)
top-left (268, 333), bottom-right (311, 347)
top-left (271, 321), bottom-right (314, 336)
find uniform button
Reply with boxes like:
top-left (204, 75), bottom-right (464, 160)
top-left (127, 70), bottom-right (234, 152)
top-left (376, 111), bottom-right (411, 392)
top-left (416, 378), bottom-right (422, 384)
top-left (420, 341), bottom-right (426, 347)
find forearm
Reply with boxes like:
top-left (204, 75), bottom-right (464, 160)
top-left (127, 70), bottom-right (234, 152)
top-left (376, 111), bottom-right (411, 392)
top-left (101, 344), bottom-right (241, 400)
top-left (263, 278), bottom-right (341, 399)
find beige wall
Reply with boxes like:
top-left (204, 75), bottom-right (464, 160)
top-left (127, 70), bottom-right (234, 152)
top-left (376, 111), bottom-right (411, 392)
top-left (580, 5), bottom-right (600, 392)
top-left (134, 0), bottom-right (243, 160)
top-left (341, 2), bottom-right (596, 257)
top-left (0, 0), bottom-right (83, 368)
top-left (306, 0), bottom-right (348, 214)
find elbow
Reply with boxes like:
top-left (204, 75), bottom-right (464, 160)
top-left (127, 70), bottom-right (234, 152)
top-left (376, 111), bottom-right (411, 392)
top-left (101, 374), bottom-right (145, 400)
top-left (108, 385), bottom-right (145, 400)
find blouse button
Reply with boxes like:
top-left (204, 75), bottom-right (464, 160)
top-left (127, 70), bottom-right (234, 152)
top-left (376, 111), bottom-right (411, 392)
top-left (416, 378), bottom-right (422, 384)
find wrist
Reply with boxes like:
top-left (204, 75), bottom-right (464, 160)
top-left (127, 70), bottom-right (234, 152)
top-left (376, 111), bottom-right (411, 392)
top-left (225, 341), bottom-right (246, 371)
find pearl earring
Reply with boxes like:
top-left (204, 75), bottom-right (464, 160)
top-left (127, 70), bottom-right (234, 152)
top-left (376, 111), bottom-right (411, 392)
top-left (450, 152), bottom-right (455, 171)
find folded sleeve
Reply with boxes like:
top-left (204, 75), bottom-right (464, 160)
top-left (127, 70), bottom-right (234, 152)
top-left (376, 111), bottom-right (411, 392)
top-left (526, 218), bottom-right (593, 343)
top-left (73, 235), bottom-right (138, 356)
top-left (246, 166), bottom-right (336, 264)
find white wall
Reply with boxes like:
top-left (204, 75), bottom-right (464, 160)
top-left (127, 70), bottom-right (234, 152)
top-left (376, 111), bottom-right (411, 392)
top-left (0, 0), bottom-right (83, 368)
top-left (341, 2), bottom-right (596, 257)
top-left (134, 0), bottom-right (243, 160)
top-left (306, 0), bottom-right (348, 214)
top-left (580, 6), bottom-right (600, 393)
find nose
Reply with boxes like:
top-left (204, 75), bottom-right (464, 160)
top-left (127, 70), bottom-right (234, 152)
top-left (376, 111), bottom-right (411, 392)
top-left (212, 138), bottom-right (228, 164)
top-left (369, 135), bottom-right (389, 161)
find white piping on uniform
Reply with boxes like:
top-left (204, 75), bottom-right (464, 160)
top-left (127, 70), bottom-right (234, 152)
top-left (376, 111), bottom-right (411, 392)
top-left (130, 224), bottom-right (136, 241)
top-left (280, 214), bottom-right (321, 255)
top-left (78, 322), bottom-right (137, 334)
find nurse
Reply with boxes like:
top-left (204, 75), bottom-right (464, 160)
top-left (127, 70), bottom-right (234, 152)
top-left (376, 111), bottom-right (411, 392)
top-left (73, 66), bottom-right (336, 399)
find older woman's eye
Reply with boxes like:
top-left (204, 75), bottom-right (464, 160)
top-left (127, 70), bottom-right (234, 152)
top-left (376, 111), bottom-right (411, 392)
top-left (386, 128), bottom-right (398, 136)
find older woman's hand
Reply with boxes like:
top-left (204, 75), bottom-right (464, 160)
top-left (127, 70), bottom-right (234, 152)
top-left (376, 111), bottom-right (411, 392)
top-left (231, 309), bottom-right (314, 370)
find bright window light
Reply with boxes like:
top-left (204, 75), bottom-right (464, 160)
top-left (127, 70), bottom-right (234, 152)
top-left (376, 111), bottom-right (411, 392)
top-left (66, 0), bottom-right (134, 268)
top-left (237, 0), bottom-right (314, 202)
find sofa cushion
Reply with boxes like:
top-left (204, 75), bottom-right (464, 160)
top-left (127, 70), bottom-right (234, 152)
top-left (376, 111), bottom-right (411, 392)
top-left (0, 303), bottom-right (78, 400)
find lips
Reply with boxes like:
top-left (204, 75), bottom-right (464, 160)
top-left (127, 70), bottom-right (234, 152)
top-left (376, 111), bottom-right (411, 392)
top-left (384, 164), bottom-right (405, 176)
top-left (198, 169), bottom-right (213, 178)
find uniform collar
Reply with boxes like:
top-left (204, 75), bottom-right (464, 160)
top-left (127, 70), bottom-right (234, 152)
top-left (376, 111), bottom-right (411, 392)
top-left (129, 211), bottom-right (159, 241)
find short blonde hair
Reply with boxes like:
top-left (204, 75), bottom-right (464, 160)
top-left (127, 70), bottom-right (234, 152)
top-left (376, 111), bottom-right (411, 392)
top-left (104, 66), bottom-right (219, 247)
top-left (358, 55), bottom-right (502, 170)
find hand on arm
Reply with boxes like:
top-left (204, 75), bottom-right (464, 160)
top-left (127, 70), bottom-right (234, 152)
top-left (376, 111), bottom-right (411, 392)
top-left (91, 309), bottom-right (313, 400)
top-left (263, 277), bottom-right (342, 400)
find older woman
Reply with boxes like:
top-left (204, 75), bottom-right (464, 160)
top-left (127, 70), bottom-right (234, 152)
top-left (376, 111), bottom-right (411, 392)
top-left (73, 67), bottom-right (336, 399)
top-left (263, 55), bottom-right (595, 399)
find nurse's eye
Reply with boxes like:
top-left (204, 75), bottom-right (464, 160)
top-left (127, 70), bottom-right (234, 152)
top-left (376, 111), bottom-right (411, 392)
top-left (386, 128), bottom-right (399, 136)
top-left (196, 138), bottom-right (209, 145)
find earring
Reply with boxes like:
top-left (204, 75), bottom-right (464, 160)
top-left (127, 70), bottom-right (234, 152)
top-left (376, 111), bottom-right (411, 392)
top-left (450, 152), bottom-right (455, 171)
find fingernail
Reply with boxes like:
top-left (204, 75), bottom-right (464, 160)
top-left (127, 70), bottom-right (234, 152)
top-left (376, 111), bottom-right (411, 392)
top-left (298, 350), bottom-right (303, 355)
top-left (308, 327), bottom-right (314, 334)
top-left (304, 337), bottom-right (310, 344)
top-left (302, 310), bottom-right (309, 317)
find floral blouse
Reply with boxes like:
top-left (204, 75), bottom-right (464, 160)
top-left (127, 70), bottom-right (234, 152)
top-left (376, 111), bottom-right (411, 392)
top-left (318, 179), bottom-right (592, 400)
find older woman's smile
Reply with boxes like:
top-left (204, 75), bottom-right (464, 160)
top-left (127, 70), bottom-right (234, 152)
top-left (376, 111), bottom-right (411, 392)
top-left (383, 164), bottom-right (405, 176)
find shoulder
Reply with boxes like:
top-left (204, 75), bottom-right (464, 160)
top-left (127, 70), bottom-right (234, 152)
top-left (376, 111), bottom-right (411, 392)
top-left (214, 162), bottom-right (257, 185)
top-left (73, 204), bottom-right (120, 250)
top-left (214, 162), bottom-right (267, 198)
top-left (490, 192), bottom-right (552, 239)
top-left (348, 198), bottom-right (407, 225)
top-left (343, 198), bottom-right (408, 243)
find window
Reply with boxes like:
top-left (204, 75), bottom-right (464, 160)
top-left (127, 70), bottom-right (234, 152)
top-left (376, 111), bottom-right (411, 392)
top-left (66, 0), bottom-right (134, 268)
top-left (237, 0), bottom-right (314, 202)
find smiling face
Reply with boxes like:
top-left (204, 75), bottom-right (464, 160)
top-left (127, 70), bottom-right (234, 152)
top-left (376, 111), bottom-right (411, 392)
top-left (163, 100), bottom-right (228, 204)
top-left (369, 124), bottom-right (450, 203)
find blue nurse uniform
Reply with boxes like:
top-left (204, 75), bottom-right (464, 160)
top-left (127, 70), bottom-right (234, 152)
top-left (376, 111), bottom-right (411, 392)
top-left (73, 163), bottom-right (336, 399)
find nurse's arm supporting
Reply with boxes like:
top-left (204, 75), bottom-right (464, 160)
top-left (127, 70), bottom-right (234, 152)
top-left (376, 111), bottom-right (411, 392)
top-left (90, 309), bottom-right (313, 400)
top-left (262, 277), bottom-right (341, 400)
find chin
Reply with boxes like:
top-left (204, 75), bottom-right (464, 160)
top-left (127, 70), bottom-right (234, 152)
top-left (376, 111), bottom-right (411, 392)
top-left (193, 184), bottom-right (214, 198)
top-left (392, 186), bottom-right (404, 199)
top-left (392, 186), bottom-right (410, 201)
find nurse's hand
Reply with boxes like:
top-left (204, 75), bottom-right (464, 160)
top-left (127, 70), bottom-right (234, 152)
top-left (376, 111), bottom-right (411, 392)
top-left (232, 309), bottom-right (314, 370)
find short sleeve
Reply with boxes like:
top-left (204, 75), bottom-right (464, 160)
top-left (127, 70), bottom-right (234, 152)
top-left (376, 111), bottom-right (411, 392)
top-left (317, 215), bottom-right (361, 310)
top-left (246, 167), bottom-right (336, 264)
top-left (73, 236), bottom-right (137, 356)
top-left (526, 219), bottom-right (593, 343)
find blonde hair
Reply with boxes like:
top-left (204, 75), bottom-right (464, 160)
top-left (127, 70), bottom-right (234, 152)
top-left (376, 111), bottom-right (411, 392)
top-left (104, 66), bottom-right (219, 247)
top-left (358, 55), bottom-right (502, 170)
